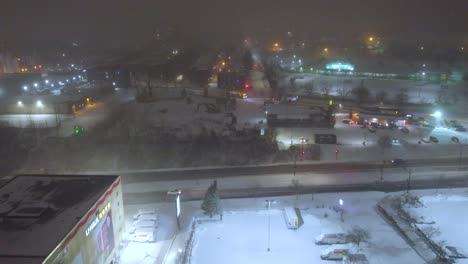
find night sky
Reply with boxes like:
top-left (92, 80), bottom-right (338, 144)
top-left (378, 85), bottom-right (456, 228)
top-left (1, 0), bottom-right (467, 51)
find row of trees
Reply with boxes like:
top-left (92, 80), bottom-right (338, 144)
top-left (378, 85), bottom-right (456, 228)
top-left (297, 80), bottom-right (411, 106)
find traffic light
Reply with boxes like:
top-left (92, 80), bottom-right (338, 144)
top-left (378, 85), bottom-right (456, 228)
top-left (73, 125), bottom-right (83, 136)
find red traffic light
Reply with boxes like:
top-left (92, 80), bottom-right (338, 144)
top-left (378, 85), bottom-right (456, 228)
top-left (244, 83), bottom-right (250, 89)
top-left (335, 149), bottom-right (340, 154)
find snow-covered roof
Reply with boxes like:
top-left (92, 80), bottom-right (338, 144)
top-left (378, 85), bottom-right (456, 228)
top-left (0, 175), bottom-right (118, 263)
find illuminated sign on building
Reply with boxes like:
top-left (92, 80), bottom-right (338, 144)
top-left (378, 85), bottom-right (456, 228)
top-left (85, 202), bottom-right (111, 237)
top-left (325, 62), bottom-right (354, 71)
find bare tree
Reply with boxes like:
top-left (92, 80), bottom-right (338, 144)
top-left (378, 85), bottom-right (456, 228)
top-left (337, 86), bottom-right (351, 101)
top-left (290, 178), bottom-right (302, 205)
top-left (395, 88), bottom-right (409, 106)
top-left (303, 81), bottom-right (315, 96)
top-left (420, 225), bottom-right (441, 239)
top-left (347, 226), bottom-right (370, 248)
top-left (377, 135), bottom-right (392, 154)
top-left (375, 90), bottom-right (388, 103)
top-left (351, 81), bottom-right (369, 105)
top-left (320, 82), bottom-right (331, 96)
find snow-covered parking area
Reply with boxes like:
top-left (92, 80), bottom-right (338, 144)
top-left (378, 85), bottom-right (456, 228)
top-left (191, 193), bottom-right (424, 264)
top-left (405, 190), bottom-right (468, 261)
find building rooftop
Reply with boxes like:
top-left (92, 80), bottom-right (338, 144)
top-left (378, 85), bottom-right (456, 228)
top-left (0, 174), bottom-right (118, 263)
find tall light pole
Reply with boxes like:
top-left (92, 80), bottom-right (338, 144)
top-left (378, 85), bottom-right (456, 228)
top-left (168, 189), bottom-right (182, 230)
top-left (265, 199), bottom-right (275, 252)
top-left (459, 142), bottom-right (464, 171)
top-left (406, 168), bottom-right (412, 196)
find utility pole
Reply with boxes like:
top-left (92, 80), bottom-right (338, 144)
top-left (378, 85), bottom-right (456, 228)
top-left (406, 168), bottom-right (412, 195)
top-left (459, 143), bottom-right (464, 171)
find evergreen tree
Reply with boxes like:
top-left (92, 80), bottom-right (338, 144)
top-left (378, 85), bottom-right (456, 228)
top-left (201, 180), bottom-right (222, 217)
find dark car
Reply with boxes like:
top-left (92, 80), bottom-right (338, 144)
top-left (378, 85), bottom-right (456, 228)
top-left (400, 127), bottom-right (410, 134)
top-left (451, 136), bottom-right (460, 143)
top-left (429, 136), bottom-right (439, 143)
top-left (392, 159), bottom-right (407, 165)
top-left (368, 127), bottom-right (377, 133)
top-left (455, 127), bottom-right (467, 132)
top-left (342, 119), bottom-right (352, 124)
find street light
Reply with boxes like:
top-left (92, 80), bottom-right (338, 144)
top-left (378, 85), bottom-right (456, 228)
top-left (265, 199), bottom-right (276, 252)
top-left (168, 189), bottom-right (182, 230)
top-left (36, 100), bottom-right (43, 108)
top-left (17, 101), bottom-right (23, 107)
top-left (45, 79), bottom-right (49, 84)
top-left (23, 86), bottom-right (28, 91)
top-left (33, 83), bottom-right (38, 88)
top-left (433, 111), bottom-right (442, 118)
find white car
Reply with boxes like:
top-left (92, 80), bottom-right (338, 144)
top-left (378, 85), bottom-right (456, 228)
top-left (321, 248), bottom-right (349, 260)
top-left (132, 227), bottom-right (156, 242)
top-left (315, 233), bottom-right (348, 245)
top-left (285, 95), bottom-right (299, 102)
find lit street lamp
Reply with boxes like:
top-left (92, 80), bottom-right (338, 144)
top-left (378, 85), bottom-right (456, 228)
top-left (168, 189), bottom-right (182, 230)
top-left (265, 199), bottom-right (276, 252)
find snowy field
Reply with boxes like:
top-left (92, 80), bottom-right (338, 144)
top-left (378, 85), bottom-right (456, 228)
top-left (190, 192), bottom-right (425, 264)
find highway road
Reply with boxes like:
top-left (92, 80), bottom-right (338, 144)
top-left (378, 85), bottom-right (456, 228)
top-left (118, 158), bottom-right (468, 204)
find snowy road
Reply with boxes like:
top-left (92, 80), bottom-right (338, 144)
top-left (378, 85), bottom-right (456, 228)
top-left (119, 158), bottom-right (468, 204)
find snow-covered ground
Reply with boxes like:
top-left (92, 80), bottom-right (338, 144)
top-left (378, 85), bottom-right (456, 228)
top-left (190, 192), bottom-right (424, 264)
top-left (119, 187), bottom-right (468, 264)
top-left (405, 190), bottom-right (468, 261)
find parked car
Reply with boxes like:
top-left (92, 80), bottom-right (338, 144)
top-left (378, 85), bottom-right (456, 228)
top-left (343, 254), bottom-right (369, 264)
top-left (264, 98), bottom-right (279, 105)
top-left (429, 136), bottom-right (439, 143)
top-left (451, 136), bottom-right (460, 143)
top-left (400, 127), bottom-right (410, 134)
top-left (321, 249), bottom-right (349, 260)
top-left (228, 91), bottom-right (247, 99)
top-left (315, 233), bottom-right (348, 245)
top-left (368, 127), bottom-right (377, 133)
top-left (132, 227), bottom-right (156, 242)
top-left (342, 119), bottom-right (353, 124)
top-left (285, 95), bottom-right (299, 102)
top-left (455, 127), bottom-right (467, 132)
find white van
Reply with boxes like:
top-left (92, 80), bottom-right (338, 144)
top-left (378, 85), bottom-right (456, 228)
top-left (132, 227), bottom-right (156, 242)
top-left (315, 233), bottom-right (348, 245)
top-left (133, 209), bottom-right (157, 221)
top-left (321, 249), bottom-right (349, 260)
top-left (283, 207), bottom-right (300, 229)
top-left (131, 219), bottom-right (157, 233)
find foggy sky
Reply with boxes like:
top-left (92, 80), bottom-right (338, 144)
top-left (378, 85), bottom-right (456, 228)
top-left (1, 0), bottom-right (467, 52)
